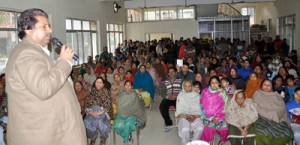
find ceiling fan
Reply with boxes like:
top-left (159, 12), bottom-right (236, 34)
top-left (113, 2), bottom-right (121, 13)
top-left (223, 0), bottom-right (245, 5)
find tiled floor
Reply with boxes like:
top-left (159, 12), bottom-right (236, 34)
top-left (92, 96), bottom-right (232, 145)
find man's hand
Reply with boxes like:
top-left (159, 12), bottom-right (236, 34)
top-left (60, 45), bottom-right (74, 62)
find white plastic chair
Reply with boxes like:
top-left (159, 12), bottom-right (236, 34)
top-left (186, 140), bottom-right (210, 145)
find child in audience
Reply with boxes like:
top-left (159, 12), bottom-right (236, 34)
top-left (286, 87), bottom-right (300, 145)
top-left (124, 70), bottom-right (134, 84)
top-left (245, 72), bottom-right (262, 99)
top-left (193, 81), bottom-right (202, 94)
top-left (221, 78), bottom-right (235, 99)
top-left (286, 75), bottom-right (300, 102)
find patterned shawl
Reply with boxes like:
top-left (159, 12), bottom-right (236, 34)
top-left (225, 90), bottom-right (258, 128)
top-left (117, 88), bottom-right (147, 124)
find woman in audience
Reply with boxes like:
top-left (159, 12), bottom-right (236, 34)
top-left (74, 81), bottom-right (90, 115)
top-left (195, 72), bottom-right (207, 90)
top-left (76, 74), bottom-right (92, 91)
top-left (251, 55), bottom-right (262, 69)
top-left (106, 66), bottom-right (114, 84)
top-left (278, 67), bottom-right (289, 86)
top-left (99, 72), bottom-right (111, 90)
top-left (114, 80), bottom-right (146, 144)
top-left (284, 60), bottom-right (299, 79)
top-left (286, 87), bottom-right (300, 144)
top-left (111, 73), bottom-right (124, 115)
top-left (134, 65), bottom-right (155, 100)
top-left (176, 80), bottom-right (204, 145)
top-left (252, 79), bottom-right (293, 145)
top-left (253, 64), bottom-right (268, 80)
top-left (228, 68), bottom-right (245, 90)
top-left (200, 76), bottom-right (229, 145)
top-left (225, 90), bottom-right (258, 145)
top-left (205, 69), bottom-right (217, 85)
top-left (94, 61), bottom-right (107, 77)
top-left (118, 66), bottom-right (126, 79)
top-left (245, 72), bottom-right (262, 99)
top-left (146, 61), bottom-right (158, 86)
top-left (80, 63), bottom-right (88, 75)
top-left (83, 77), bottom-right (113, 145)
top-left (272, 75), bottom-right (287, 101)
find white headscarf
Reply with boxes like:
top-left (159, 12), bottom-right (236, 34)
top-left (175, 81), bottom-right (202, 117)
top-left (225, 90), bottom-right (258, 128)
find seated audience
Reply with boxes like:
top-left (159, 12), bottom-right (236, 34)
top-left (175, 80), bottom-right (204, 145)
top-left (245, 72), bottom-right (262, 99)
top-left (252, 79), bottom-right (293, 145)
top-left (286, 87), bottom-right (300, 144)
top-left (114, 81), bottom-right (147, 144)
top-left (134, 65), bottom-right (155, 100)
top-left (200, 76), bottom-right (229, 145)
top-left (225, 90), bottom-right (258, 145)
top-left (160, 67), bottom-right (182, 132)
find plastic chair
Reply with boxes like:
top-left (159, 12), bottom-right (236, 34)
top-left (186, 140), bottom-right (210, 145)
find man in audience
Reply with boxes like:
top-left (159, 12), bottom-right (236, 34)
top-left (177, 62), bottom-right (195, 82)
top-left (160, 67), bottom-right (182, 132)
top-left (87, 56), bottom-right (96, 70)
top-left (99, 46), bottom-right (112, 67)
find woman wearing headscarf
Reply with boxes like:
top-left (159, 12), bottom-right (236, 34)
top-left (83, 77), bottom-right (113, 145)
top-left (225, 90), bottom-right (258, 145)
top-left (134, 65), bottom-right (155, 100)
top-left (200, 76), bottom-right (229, 145)
top-left (110, 73), bottom-right (124, 115)
top-left (74, 81), bottom-right (90, 115)
top-left (252, 79), bottom-right (293, 145)
top-left (175, 80), bottom-right (204, 145)
top-left (114, 80), bottom-right (146, 144)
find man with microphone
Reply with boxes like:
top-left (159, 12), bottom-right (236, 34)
top-left (5, 8), bottom-right (87, 145)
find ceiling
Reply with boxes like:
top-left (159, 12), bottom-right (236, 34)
top-left (123, 0), bottom-right (275, 9)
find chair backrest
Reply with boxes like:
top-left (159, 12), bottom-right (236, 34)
top-left (186, 140), bottom-right (210, 145)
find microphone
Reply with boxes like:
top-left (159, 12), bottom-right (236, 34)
top-left (52, 37), bottom-right (79, 61)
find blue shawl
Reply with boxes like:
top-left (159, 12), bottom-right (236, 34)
top-left (134, 70), bottom-right (155, 100)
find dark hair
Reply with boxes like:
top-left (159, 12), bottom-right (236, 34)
top-left (124, 80), bottom-right (133, 86)
top-left (92, 77), bottom-right (105, 89)
top-left (77, 73), bottom-right (84, 79)
top-left (74, 80), bottom-right (83, 88)
top-left (183, 62), bottom-right (189, 67)
top-left (272, 75), bottom-right (283, 85)
top-left (126, 70), bottom-right (133, 74)
top-left (286, 74), bottom-right (295, 81)
top-left (193, 81), bottom-right (202, 89)
top-left (260, 79), bottom-right (272, 89)
top-left (294, 87), bottom-right (300, 95)
top-left (208, 76), bottom-right (220, 86)
top-left (168, 66), bottom-right (177, 72)
top-left (18, 8), bottom-right (48, 39)
top-left (221, 77), bottom-right (231, 84)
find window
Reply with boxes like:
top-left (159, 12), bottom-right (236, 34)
top-left (279, 14), bottom-right (295, 50)
top-left (65, 19), bottom-right (98, 65)
top-left (106, 24), bottom-right (123, 53)
top-left (160, 7), bottom-right (177, 20)
top-left (178, 6), bottom-right (195, 19)
top-left (127, 6), bottom-right (195, 22)
top-left (0, 10), bottom-right (19, 73)
top-left (241, 7), bottom-right (255, 26)
top-left (144, 8), bottom-right (160, 21)
top-left (127, 9), bottom-right (142, 22)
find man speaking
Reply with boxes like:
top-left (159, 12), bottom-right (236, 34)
top-left (5, 8), bottom-right (87, 145)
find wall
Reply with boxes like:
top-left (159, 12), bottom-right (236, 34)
top-left (126, 20), bottom-right (198, 41)
top-left (0, 0), bottom-right (126, 55)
